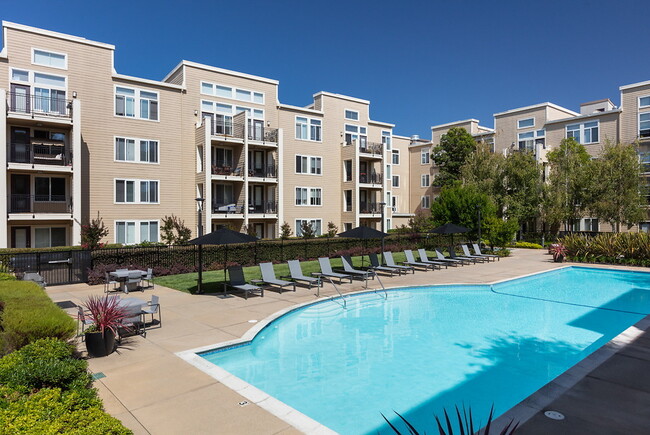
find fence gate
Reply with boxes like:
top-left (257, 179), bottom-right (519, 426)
top-left (0, 250), bottom-right (91, 286)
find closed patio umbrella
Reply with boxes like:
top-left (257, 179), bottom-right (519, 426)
top-left (337, 225), bottom-right (389, 269)
top-left (430, 223), bottom-right (470, 247)
top-left (188, 228), bottom-right (258, 294)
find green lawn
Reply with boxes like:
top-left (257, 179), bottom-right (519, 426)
top-left (154, 251), bottom-right (411, 294)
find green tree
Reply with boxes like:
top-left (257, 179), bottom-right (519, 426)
top-left (501, 150), bottom-right (543, 223)
top-left (461, 142), bottom-right (504, 201)
top-left (280, 222), bottom-right (292, 239)
top-left (161, 215), bottom-right (192, 245)
top-left (543, 138), bottom-right (593, 232)
top-left (431, 127), bottom-right (477, 187)
top-left (484, 216), bottom-right (519, 249)
top-left (81, 213), bottom-right (108, 249)
top-left (300, 221), bottom-right (316, 239)
top-left (326, 221), bottom-right (338, 237)
top-left (589, 141), bottom-right (645, 232)
top-left (430, 184), bottom-right (496, 239)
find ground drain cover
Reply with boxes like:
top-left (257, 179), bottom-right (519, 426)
top-left (55, 300), bottom-right (78, 309)
top-left (92, 372), bottom-right (106, 380)
top-left (238, 401), bottom-right (249, 407)
top-left (544, 410), bottom-right (565, 420)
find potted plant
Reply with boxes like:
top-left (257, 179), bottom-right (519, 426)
top-left (549, 243), bottom-right (568, 263)
top-left (83, 295), bottom-right (128, 357)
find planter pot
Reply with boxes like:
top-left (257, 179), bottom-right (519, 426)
top-left (554, 255), bottom-right (565, 263)
top-left (85, 329), bottom-right (116, 358)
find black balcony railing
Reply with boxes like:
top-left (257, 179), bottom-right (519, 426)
top-left (359, 172), bottom-right (383, 184)
top-left (9, 143), bottom-right (70, 166)
top-left (359, 202), bottom-right (379, 214)
top-left (249, 201), bottom-right (277, 214)
top-left (248, 125), bottom-right (278, 143)
top-left (212, 203), bottom-right (243, 214)
top-left (211, 160), bottom-right (243, 176)
top-left (359, 142), bottom-right (383, 156)
top-left (248, 164), bottom-right (278, 178)
top-left (211, 120), bottom-right (245, 139)
top-left (9, 194), bottom-right (71, 214)
top-left (8, 92), bottom-right (72, 118)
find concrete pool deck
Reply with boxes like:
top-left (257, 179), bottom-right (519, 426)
top-left (45, 249), bottom-right (650, 434)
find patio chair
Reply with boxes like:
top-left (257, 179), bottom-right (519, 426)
top-left (339, 256), bottom-right (375, 282)
top-left (447, 247), bottom-right (478, 264)
top-left (316, 258), bottom-right (353, 284)
top-left (460, 244), bottom-right (489, 263)
top-left (142, 268), bottom-right (155, 289)
top-left (283, 260), bottom-right (321, 289)
top-left (403, 250), bottom-right (439, 271)
top-left (125, 270), bottom-right (143, 293)
top-left (104, 272), bottom-right (119, 293)
top-left (368, 253), bottom-right (401, 276)
top-left (434, 248), bottom-right (465, 266)
top-left (77, 306), bottom-right (93, 338)
top-left (140, 295), bottom-right (161, 326)
top-left (472, 243), bottom-right (500, 262)
top-left (259, 262), bottom-right (296, 293)
top-left (227, 266), bottom-right (264, 299)
top-left (382, 251), bottom-right (415, 274)
top-left (417, 249), bottom-right (450, 269)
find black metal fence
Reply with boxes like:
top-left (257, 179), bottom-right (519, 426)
top-left (0, 250), bottom-right (90, 285)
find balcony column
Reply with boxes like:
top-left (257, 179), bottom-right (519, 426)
top-left (0, 89), bottom-right (7, 248)
top-left (243, 113), bottom-right (249, 231)
top-left (276, 128), bottom-right (283, 236)
top-left (354, 139), bottom-right (360, 228)
top-left (71, 99), bottom-right (82, 246)
top-left (204, 117), bottom-right (212, 232)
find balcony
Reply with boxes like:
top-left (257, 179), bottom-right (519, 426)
top-left (210, 120), bottom-right (245, 140)
top-left (249, 201), bottom-right (277, 214)
top-left (359, 202), bottom-right (380, 215)
top-left (212, 203), bottom-right (245, 215)
top-left (7, 92), bottom-right (72, 119)
top-left (359, 142), bottom-right (383, 157)
top-left (9, 142), bottom-right (71, 167)
top-left (211, 161), bottom-right (243, 178)
top-left (359, 172), bottom-right (383, 185)
top-left (9, 194), bottom-right (72, 214)
top-left (248, 165), bottom-right (278, 179)
top-left (248, 125), bottom-right (278, 143)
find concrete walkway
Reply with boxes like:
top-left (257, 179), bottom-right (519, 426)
top-left (45, 249), bottom-right (650, 434)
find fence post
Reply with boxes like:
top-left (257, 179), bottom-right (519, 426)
top-left (254, 242), bottom-right (258, 265)
top-left (281, 238), bottom-right (284, 262)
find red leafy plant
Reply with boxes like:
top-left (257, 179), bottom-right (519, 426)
top-left (83, 295), bottom-right (129, 336)
top-left (549, 243), bottom-right (568, 262)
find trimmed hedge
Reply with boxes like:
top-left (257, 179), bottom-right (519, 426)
top-left (0, 281), bottom-right (76, 354)
top-left (514, 241), bottom-right (544, 249)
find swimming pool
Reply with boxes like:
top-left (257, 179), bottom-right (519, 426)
top-left (193, 267), bottom-right (650, 434)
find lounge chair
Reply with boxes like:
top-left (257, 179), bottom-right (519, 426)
top-left (227, 265), bottom-right (264, 299)
top-left (460, 245), bottom-right (489, 262)
top-left (403, 250), bottom-right (438, 271)
top-left (416, 249), bottom-right (449, 269)
top-left (368, 253), bottom-right (401, 276)
top-left (316, 258), bottom-right (353, 284)
top-left (447, 247), bottom-right (478, 264)
top-left (434, 248), bottom-right (464, 266)
top-left (283, 260), bottom-right (321, 289)
top-left (259, 262), bottom-right (296, 293)
top-left (472, 243), bottom-right (500, 261)
top-left (383, 251), bottom-right (415, 274)
top-left (339, 256), bottom-right (375, 282)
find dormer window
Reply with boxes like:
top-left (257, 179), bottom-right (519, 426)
top-left (32, 49), bottom-right (67, 69)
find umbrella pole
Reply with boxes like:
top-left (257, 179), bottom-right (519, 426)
top-left (223, 246), bottom-right (228, 294)
top-left (197, 244), bottom-right (203, 294)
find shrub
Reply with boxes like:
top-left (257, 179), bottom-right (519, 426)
top-left (560, 232), bottom-right (650, 266)
top-left (514, 241), bottom-right (543, 249)
top-left (280, 222), bottom-right (292, 239)
top-left (160, 215), bottom-right (192, 245)
top-left (81, 214), bottom-right (109, 249)
top-left (0, 273), bottom-right (15, 281)
top-left (0, 281), bottom-right (76, 354)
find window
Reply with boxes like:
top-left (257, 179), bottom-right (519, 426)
top-left (295, 116), bottom-right (322, 141)
top-left (421, 174), bottom-right (430, 187)
top-left (392, 175), bottom-right (400, 187)
top-left (566, 121), bottom-right (599, 144)
top-left (296, 155), bottom-right (322, 175)
top-left (344, 160), bottom-right (352, 181)
top-left (115, 87), bottom-right (158, 120)
top-left (391, 195), bottom-right (398, 212)
top-left (35, 177), bottom-right (65, 201)
top-left (386, 164), bottom-right (391, 180)
top-left (640, 113), bottom-right (650, 138)
top-left (296, 187), bottom-right (322, 206)
top-left (115, 179), bottom-right (159, 203)
top-left (296, 219), bottom-right (322, 236)
top-left (382, 131), bottom-right (392, 150)
top-left (345, 109), bottom-right (359, 120)
top-left (34, 227), bottom-right (66, 248)
top-left (200, 81), bottom-right (264, 104)
top-left (344, 190), bottom-right (352, 211)
top-left (344, 124), bottom-right (367, 146)
top-left (421, 149), bottom-right (430, 164)
top-left (518, 118), bottom-right (535, 129)
top-left (12, 69), bottom-right (29, 82)
top-left (392, 150), bottom-right (400, 165)
top-left (236, 89), bottom-right (251, 102)
top-left (115, 137), bottom-right (158, 163)
top-left (421, 196), bottom-right (430, 209)
top-left (116, 220), bottom-right (158, 244)
top-left (33, 49), bottom-right (67, 69)
top-left (640, 96), bottom-right (650, 108)
top-left (10, 69), bottom-right (67, 114)
top-left (639, 152), bottom-right (650, 173)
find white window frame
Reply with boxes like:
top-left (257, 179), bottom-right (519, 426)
top-left (32, 48), bottom-right (67, 70)
top-left (421, 195), bottom-right (430, 209)
top-left (566, 121), bottom-right (599, 145)
top-left (295, 219), bottom-right (322, 236)
top-left (391, 195), bottom-right (398, 212)
top-left (343, 190), bottom-right (352, 212)
top-left (114, 85), bottom-right (159, 121)
top-left (639, 96), bottom-right (650, 109)
top-left (200, 80), bottom-right (265, 105)
top-left (392, 175), bottom-right (400, 187)
top-left (309, 188), bottom-right (322, 206)
top-left (421, 174), bottom-right (430, 187)
top-left (295, 154), bottom-right (323, 175)
top-left (382, 130), bottom-right (392, 150)
top-left (114, 178), bottom-right (160, 204)
top-left (640, 112), bottom-right (650, 139)
top-left (421, 148), bottom-right (430, 164)
top-left (517, 117), bottom-right (535, 129)
top-left (392, 149), bottom-right (400, 165)
top-left (114, 136), bottom-right (160, 164)
top-left (115, 220), bottom-right (160, 245)
top-left (344, 109), bottom-right (359, 121)
top-left (295, 187), bottom-right (322, 206)
top-left (33, 226), bottom-right (67, 248)
top-left (295, 115), bottom-right (322, 141)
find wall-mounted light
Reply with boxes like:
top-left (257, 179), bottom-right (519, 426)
top-left (72, 91), bottom-right (77, 98)
top-left (194, 110), bottom-right (198, 116)
top-left (266, 121), bottom-right (271, 127)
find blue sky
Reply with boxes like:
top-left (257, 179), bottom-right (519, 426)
top-left (2, 0), bottom-right (649, 137)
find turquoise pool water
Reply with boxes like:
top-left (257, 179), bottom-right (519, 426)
top-left (201, 267), bottom-right (650, 434)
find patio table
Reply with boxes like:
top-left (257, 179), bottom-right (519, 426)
top-left (109, 270), bottom-right (147, 293)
